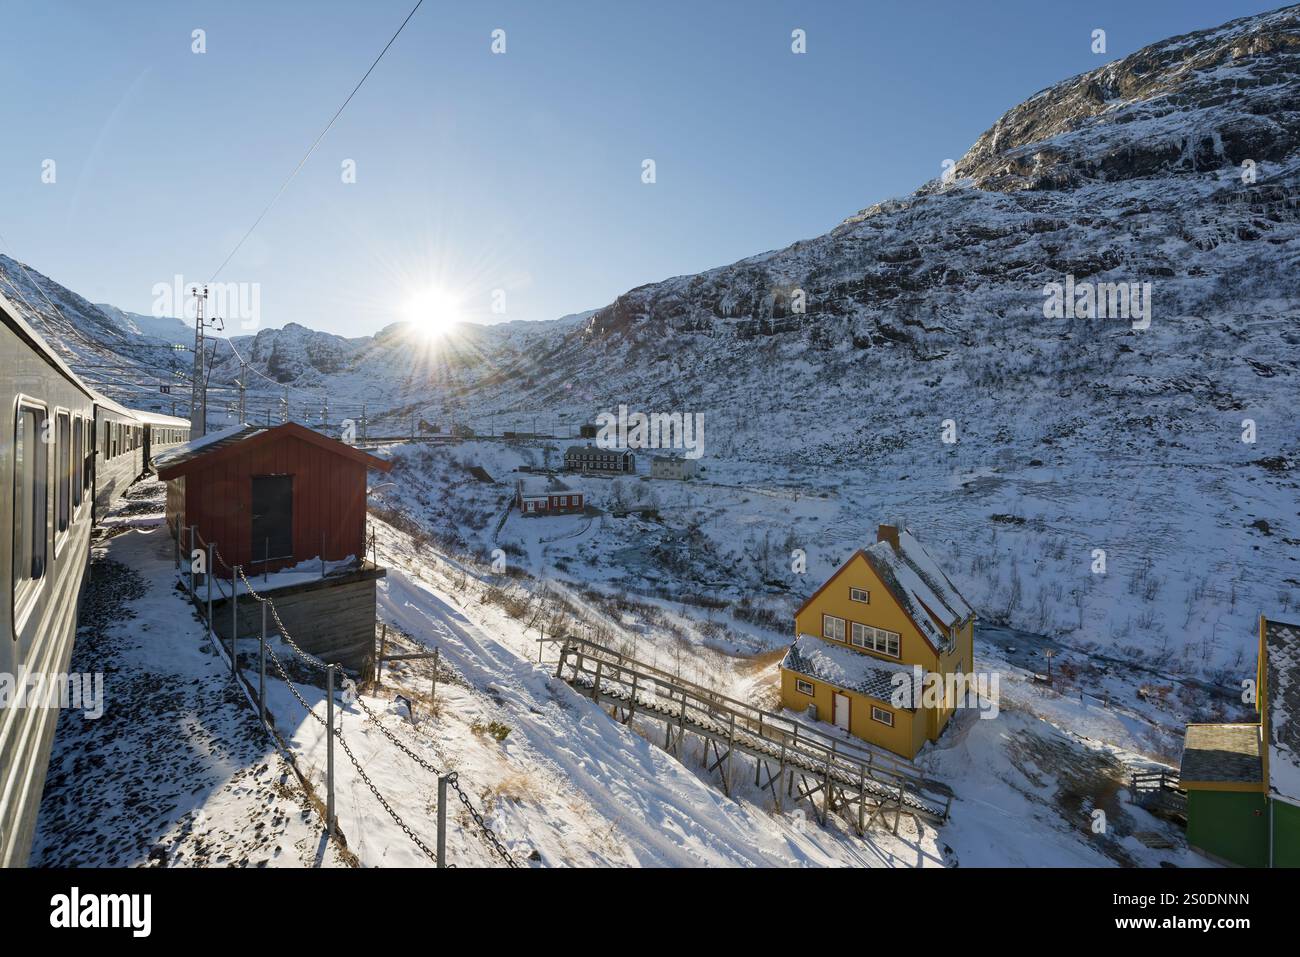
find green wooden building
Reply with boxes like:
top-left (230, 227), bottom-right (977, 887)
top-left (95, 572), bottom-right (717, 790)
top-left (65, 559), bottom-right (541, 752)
top-left (1180, 617), bottom-right (1300, 867)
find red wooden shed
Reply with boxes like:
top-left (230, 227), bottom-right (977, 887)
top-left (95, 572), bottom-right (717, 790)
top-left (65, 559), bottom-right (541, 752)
top-left (157, 421), bottom-right (392, 578)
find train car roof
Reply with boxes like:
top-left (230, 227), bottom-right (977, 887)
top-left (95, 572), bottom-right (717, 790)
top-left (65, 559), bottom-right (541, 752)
top-left (89, 390), bottom-right (138, 419)
top-left (129, 409), bottom-right (191, 427)
top-left (0, 288), bottom-right (96, 401)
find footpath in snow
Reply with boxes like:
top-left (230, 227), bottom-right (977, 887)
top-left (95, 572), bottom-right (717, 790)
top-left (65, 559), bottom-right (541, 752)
top-left (33, 479), bottom-right (347, 868)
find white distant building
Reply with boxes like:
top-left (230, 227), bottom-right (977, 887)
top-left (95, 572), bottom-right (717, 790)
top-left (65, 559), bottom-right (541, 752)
top-left (650, 454), bottom-right (698, 480)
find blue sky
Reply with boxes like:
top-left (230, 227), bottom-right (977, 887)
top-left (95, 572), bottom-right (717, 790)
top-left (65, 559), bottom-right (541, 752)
top-left (0, 0), bottom-right (1276, 337)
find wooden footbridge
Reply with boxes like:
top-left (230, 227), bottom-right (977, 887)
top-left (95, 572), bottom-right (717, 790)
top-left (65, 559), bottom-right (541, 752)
top-left (547, 636), bottom-right (954, 835)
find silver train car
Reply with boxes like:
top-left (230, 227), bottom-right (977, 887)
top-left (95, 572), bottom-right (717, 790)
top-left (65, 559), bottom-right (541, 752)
top-left (90, 400), bottom-right (191, 519)
top-left (0, 289), bottom-right (190, 865)
top-left (0, 291), bottom-right (97, 867)
top-left (91, 392), bottom-right (142, 519)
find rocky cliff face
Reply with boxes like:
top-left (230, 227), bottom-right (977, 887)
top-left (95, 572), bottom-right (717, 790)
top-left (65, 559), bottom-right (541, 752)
top-left (949, 7), bottom-right (1300, 192)
top-left (575, 5), bottom-right (1300, 358)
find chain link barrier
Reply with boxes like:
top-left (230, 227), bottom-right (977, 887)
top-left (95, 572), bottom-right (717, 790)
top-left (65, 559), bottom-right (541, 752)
top-left (234, 565), bottom-right (517, 867)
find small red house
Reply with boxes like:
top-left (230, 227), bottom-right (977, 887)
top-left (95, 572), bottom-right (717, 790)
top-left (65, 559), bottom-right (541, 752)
top-left (157, 421), bottom-right (392, 577)
top-left (516, 474), bottom-right (583, 516)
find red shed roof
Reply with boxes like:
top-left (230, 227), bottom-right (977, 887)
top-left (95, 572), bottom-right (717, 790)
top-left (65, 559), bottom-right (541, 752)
top-left (155, 421), bottom-right (392, 480)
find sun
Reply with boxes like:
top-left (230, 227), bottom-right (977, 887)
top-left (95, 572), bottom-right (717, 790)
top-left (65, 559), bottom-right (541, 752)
top-left (401, 286), bottom-right (462, 338)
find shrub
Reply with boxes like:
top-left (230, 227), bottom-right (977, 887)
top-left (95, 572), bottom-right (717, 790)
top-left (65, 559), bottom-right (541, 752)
top-left (472, 719), bottom-right (511, 742)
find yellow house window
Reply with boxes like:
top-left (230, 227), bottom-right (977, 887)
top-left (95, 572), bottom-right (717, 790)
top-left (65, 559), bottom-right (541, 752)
top-left (795, 679), bottom-right (815, 696)
top-left (871, 706), bottom-right (894, 726)
top-left (849, 587), bottom-right (869, 603)
top-left (822, 615), bottom-right (845, 642)
top-left (851, 622), bottom-right (901, 658)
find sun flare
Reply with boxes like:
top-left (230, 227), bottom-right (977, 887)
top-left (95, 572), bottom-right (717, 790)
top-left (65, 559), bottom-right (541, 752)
top-left (401, 286), bottom-right (462, 338)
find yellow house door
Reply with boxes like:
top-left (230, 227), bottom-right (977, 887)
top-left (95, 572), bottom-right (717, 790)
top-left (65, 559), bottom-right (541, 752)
top-left (832, 692), bottom-right (851, 731)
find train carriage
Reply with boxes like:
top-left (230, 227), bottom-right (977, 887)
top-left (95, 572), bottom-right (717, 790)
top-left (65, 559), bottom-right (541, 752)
top-left (137, 410), bottom-right (191, 469)
top-left (91, 392), bottom-right (143, 520)
top-left (1, 290), bottom-right (190, 866)
top-left (0, 291), bottom-right (97, 867)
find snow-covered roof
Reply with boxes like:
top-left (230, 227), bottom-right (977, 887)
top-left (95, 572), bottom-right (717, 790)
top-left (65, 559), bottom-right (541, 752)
top-left (153, 421), bottom-right (391, 476)
top-left (782, 633), bottom-right (918, 705)
top-left (863, 529), bottom-right (973, 648)
top-left (152, 423), bottom-right (263, 468)
top-left (1179, 723), bottom-right (1264, 785)
top-left (565, 445), bottom-right (628, 457)
top-left (1265, 618), bottom-right (1300, 803)
top-left (516, 474), bottom-right (577, 497)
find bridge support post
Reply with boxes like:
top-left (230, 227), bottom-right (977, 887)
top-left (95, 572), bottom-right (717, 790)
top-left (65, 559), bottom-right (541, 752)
top-left (856, 766), bottom-right (867, 836)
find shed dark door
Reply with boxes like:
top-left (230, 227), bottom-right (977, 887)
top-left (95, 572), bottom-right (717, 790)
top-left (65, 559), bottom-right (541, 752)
top-left (251, 475), bottom-right (293, 562)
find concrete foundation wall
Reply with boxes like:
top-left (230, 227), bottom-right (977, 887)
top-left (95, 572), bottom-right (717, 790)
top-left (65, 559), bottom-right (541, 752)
top-left (210, 568), bottom-right (382, 675)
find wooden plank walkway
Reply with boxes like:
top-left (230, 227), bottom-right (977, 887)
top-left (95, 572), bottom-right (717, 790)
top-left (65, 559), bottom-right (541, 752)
top-left (548, 636), bottom-right (954, 834)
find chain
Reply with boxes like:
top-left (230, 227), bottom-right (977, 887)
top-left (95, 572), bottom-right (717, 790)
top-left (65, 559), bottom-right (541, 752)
top-left (239, 564), bottom-right (518, 867)
top-left (350, 694), bottom-right (517, 867)
top-left (446, 772), bottom-right (518, 867)
top-left (264, 642), bottom-right (326, 727)
top-left (334, 724), bottom-right (440, 863)
top-left (265, 640), bottom-right (438, 862)
top-left (351, 695), bottom-right (440, 773)
top-left (237, 565), bottom-right (328, 671)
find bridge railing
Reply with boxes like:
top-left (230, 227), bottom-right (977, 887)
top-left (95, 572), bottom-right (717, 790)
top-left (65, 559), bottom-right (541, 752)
top-left (547, 634), bottom-right (952, 815)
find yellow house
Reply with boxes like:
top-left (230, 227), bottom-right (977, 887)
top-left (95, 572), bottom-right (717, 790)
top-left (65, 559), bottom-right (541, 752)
top-left (779, 525), bottom-right (975, 759)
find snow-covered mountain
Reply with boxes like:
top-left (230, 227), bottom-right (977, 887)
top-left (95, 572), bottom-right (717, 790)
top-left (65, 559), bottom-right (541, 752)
top-left (397, 4), bottom-right (1300, 675)
top-left (0, 253), bottom-right (189, 416)
top-left (95, 302), bottom-right (193, 347)
top-left (4, 5), bottom-right (1299, 673)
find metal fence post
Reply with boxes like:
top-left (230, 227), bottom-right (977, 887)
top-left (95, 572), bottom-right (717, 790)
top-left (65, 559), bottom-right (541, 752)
top-left (326, 664), bottom-right (336, 842)
top-left (437, 774), bottom-right (448, 867)
top-left (231, 566), bottom-right (239, 680)
top-left (431, 647), bottom-right (439, 711)
top-left (205, 542), bottom-right (213, 635)
top-left (259, 601), bottom-right (267, 726)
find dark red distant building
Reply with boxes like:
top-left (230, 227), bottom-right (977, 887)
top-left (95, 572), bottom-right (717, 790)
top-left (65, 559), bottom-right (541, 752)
top-left (158, 421), bottom-right (391, 576)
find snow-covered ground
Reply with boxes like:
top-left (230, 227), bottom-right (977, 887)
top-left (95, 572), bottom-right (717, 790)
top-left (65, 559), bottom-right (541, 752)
top-left (37, 472), bottom-right (1210, 867)
top-left (33, 482), bottom-right (349, 868)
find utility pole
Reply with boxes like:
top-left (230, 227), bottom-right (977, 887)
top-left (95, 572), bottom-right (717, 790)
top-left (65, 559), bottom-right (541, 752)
top-left (281, 388), bottom-right (288, 424)
top-left (189, 286), bottom-right (207, 437)
top-left (237, 360), bottom-right (247, 424)
top-left (361, 401), bottom-right (367, 445)
top-left (188, 285), bottom-right (223, 438)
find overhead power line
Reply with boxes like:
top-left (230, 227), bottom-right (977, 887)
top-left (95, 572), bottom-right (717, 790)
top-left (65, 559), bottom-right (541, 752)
top-left (208, 0), bottom-right (423, 392)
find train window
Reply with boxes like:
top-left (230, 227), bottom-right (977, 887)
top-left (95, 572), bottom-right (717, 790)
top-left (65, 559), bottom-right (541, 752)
top-left (72, 416), bottom-right (83, 503)
top-left (56, 412), bottom-right (70, 535)
top-left (82, 417), bottom-right (93, 498)
top-left (14, 403), bottom-right (48, 614)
